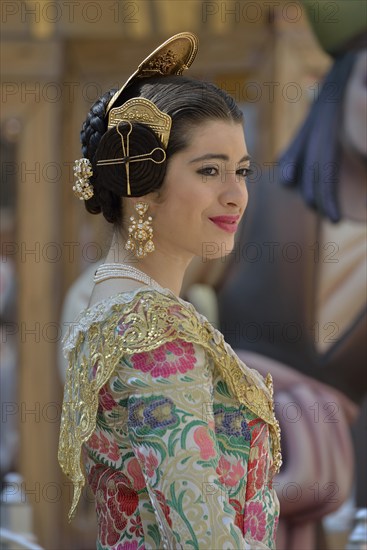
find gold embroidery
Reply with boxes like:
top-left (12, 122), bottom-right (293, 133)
top-left (143, 50), bottom-right (178, 75)
top-left (58, 291), bottom-right (282, 520)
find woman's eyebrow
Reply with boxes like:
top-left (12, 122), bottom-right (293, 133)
top-left (189, 153), bottom-right (251, 163)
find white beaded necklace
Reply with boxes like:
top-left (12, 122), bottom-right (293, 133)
top-left (93, 262), bottom-right (163, 290)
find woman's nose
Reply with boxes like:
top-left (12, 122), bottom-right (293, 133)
top-left (220, 171), bottom-right (249, 210)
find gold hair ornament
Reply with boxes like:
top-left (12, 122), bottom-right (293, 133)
top-left (108, 97), bottom-right (172, 149)
top-left (106, 32), bottom-right (198, 114)
top-left (72, 32), bottom-right (197, 202)
top-left (96, 104), bottom-right (169, 196)
top-left (72, 158), bottom-right (94, 200)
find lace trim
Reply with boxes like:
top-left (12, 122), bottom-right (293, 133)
top-left (58, 288), bottom-right (282, 521)
top-left (63, 287), bottom-right (269, 395)
top-left (62, 286), bottom-right (171, 356)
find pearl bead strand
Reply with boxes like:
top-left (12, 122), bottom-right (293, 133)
top-left (93, 263), bottom-right (162, 290)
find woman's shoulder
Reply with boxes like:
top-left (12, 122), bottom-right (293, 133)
top-left (61, 285), bottom-right (282, 471)
top-left (62, 284), bottom-right (272, 392)
top-left (61, 287), bottom-right (199, 358)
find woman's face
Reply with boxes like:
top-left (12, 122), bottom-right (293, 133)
top-left (148, 119), bottom-right (250, 262)
top-left (343, 49), bottom-right (367, 157)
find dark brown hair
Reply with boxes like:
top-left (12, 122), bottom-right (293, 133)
top-left (80, 76), bottom-right (243, 226)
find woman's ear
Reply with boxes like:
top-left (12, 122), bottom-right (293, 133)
top-left (146, 187), bottom-right (164, 207)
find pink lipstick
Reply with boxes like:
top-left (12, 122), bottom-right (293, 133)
top-left (209, 215), bottom-right (240, 234)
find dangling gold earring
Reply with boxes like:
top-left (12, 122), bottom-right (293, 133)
top-left (125, 202), bottom-right (155, 258)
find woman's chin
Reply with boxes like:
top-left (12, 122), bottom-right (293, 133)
top-left (200, 238), bottom-right (236, 261)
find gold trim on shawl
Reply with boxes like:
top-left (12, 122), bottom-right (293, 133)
top-left (58, 290), bottom-right (281, 520)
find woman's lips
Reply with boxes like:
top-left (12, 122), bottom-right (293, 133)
top-left (209, 215), bottom-right (240, 234)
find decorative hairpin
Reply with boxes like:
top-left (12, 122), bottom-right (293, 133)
top-left (106, 32), bottom-right (198, 113)
top-left (73, 158), bottom-right (94, 200)
top-left (97, 120), bottom-right (166, 196)
top-left (72, 32), bottom-right (198, 202)
top-left (96, 98), bottom-right (171, 196)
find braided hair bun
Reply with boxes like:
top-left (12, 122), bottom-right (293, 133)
top-left (80, 90), bottom-right (116, 222)
top-left (94, 121), bottom-right (166, 198)
top-left (79, 76), bottom-right (244, 226)
top-left (79, 90), bottom-right (167, 225)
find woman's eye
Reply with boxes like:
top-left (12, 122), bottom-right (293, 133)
top-left (236, 167), bottom-right (253, 179)
top-left (197, 165), bottom-right (253, 180)
top-left (197, 166), bottom-right (219, 177)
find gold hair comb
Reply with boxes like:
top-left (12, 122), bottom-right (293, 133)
top-left (107, 97), bottom-right (172, 149)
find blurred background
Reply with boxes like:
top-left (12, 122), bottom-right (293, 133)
top-left (1, 1), bottom-right (366, 549)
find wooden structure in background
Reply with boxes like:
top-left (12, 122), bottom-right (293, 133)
top-left (1, 1), bottom-right (330, 547)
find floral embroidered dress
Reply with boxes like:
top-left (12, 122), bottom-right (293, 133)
top-left (59, 287), bottom-right (281, 550)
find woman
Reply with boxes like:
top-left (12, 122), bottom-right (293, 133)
top-left (58, 33), bottom-right (281, 550)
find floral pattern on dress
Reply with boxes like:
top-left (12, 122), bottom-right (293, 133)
top-left (88, 464), bottom-right (143, 549)
top-left (193, 426), bottom-right (217, 460)
top-left (114, 541), bottom-right (140, 550)
top-left (244, 501), bottom-right (267, 541)
top-left (216, 456), bottom-right (245, 487)
top-left (246, 418), bottom-right (270, 501)
top-left (135, 449), bottom-right (158, 478)
top-left (98, 385), bottom-right (116, 411)
top-left (82, 312), bottom-right (280, 550)
top-left (229, 497), bottom-right (245, 533)
top-left (131, 340), bottom-right (196, 378)
top-left (215, 405), bottom-right (252, 440)
top-left (88, 432), bottom-right (121, 462)
top-left (126, 458), bottom-right (145, 490)
top-left (128, 395), bottom-right (179, 433)
top-left (156, 490), bottom-right (173, 528)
